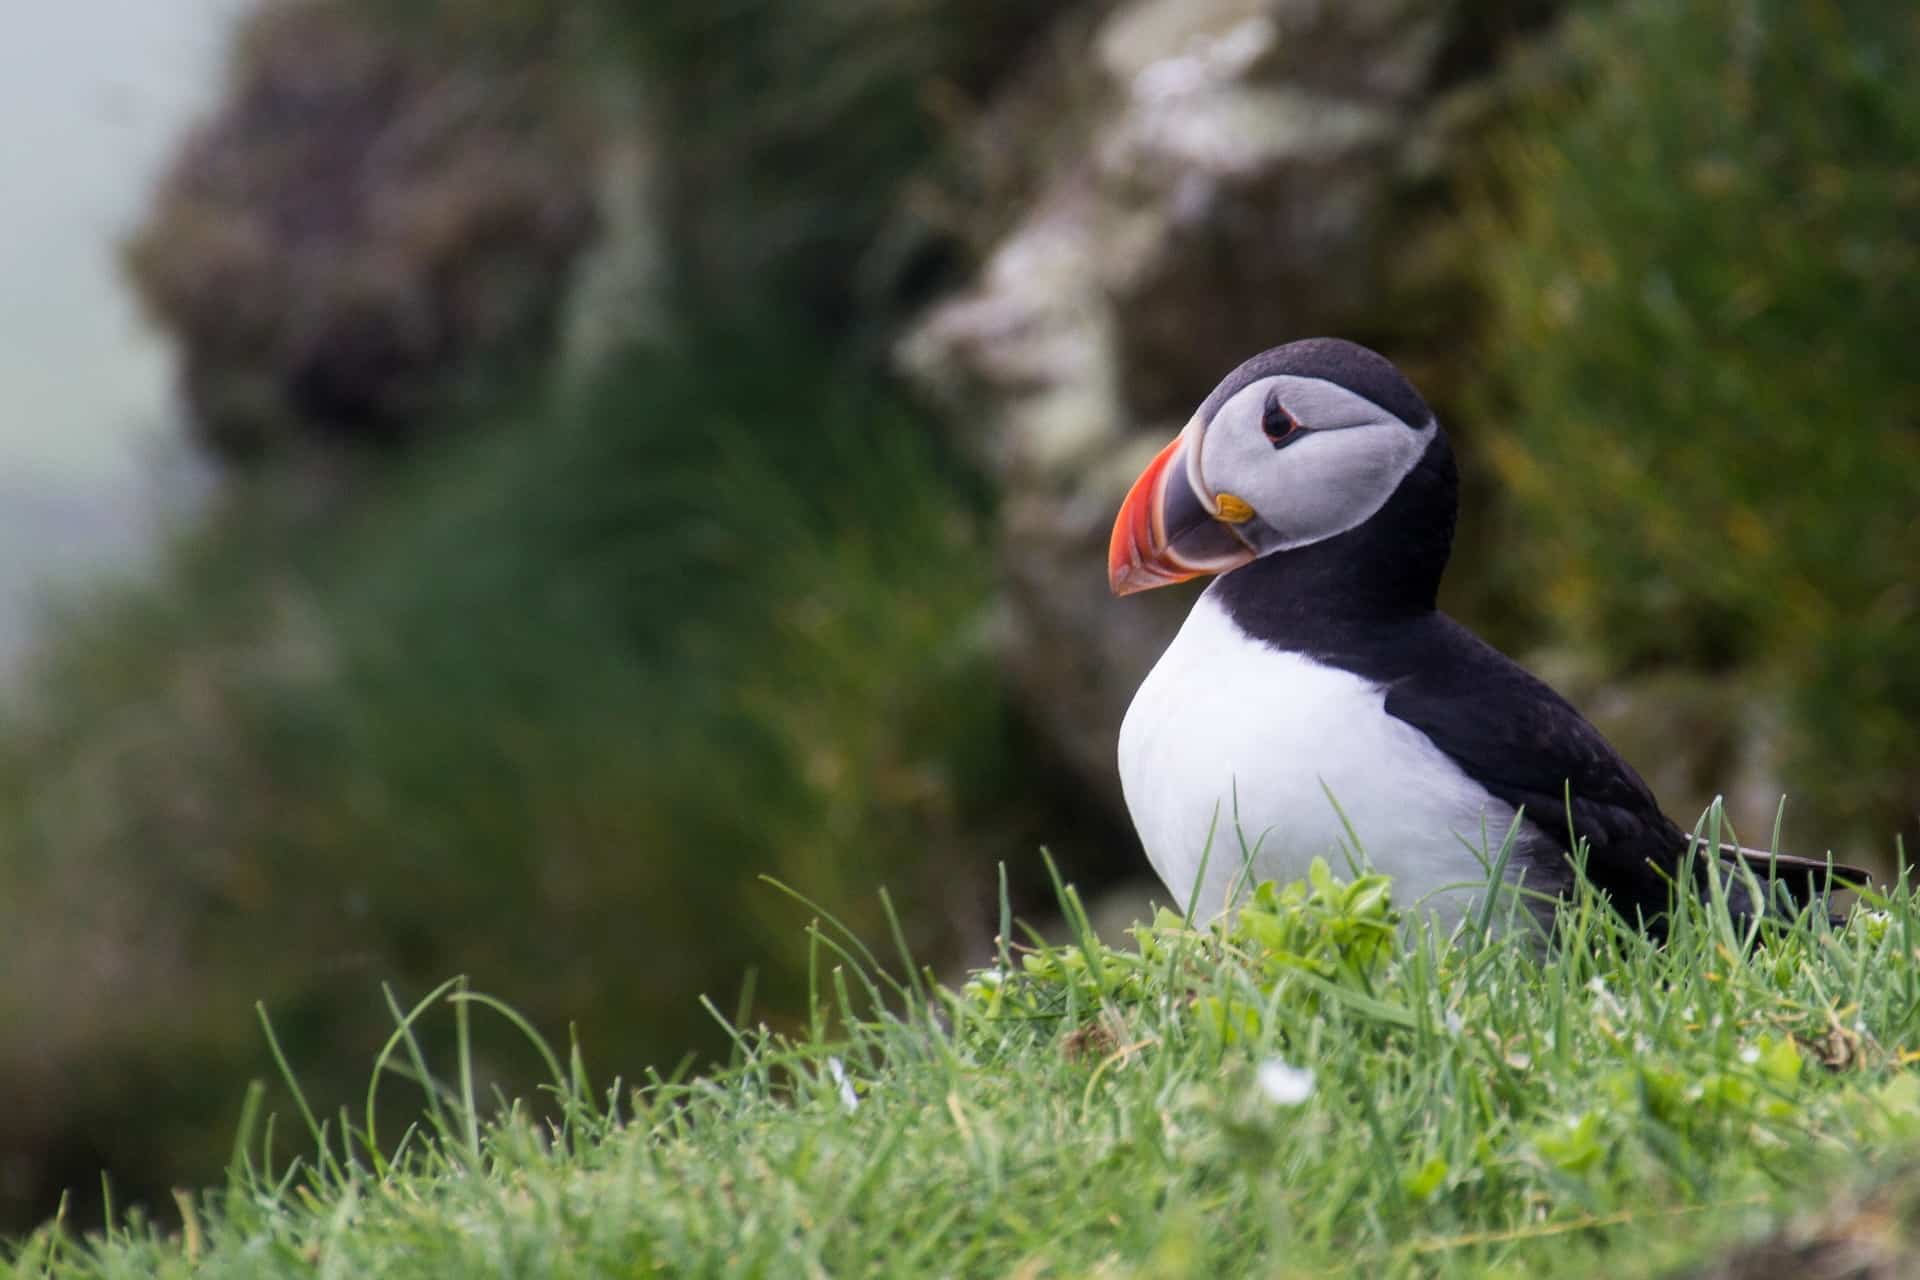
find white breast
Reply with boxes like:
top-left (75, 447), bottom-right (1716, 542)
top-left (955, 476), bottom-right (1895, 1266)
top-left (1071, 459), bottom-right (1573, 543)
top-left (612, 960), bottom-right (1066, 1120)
top-left (1117, 592), bottom-right (1517, 930)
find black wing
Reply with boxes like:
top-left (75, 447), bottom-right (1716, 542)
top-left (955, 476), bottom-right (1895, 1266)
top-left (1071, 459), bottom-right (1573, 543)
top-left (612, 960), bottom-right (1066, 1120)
top-left (1370, 615), bottom-right (1870, 923)
top-left (1370, 615), bottom-right (1684, 920)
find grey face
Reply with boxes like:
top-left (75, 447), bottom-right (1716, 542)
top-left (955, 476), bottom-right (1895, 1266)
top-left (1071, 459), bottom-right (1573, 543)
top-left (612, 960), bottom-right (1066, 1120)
top-left (1187, 374), bottom-right (1436, 555)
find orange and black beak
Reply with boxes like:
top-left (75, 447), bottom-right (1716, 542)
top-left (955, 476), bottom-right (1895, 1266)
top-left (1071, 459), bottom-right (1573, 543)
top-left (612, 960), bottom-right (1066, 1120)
top-left (1108, 421), bottom-right (1258, 596)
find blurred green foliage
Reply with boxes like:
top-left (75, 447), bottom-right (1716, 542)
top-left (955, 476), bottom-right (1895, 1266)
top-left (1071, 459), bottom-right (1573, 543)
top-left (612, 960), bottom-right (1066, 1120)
top-left (1475, 0), bottom-right (1919, 848)
top-left (0, 331), bottom-right (1032, 1226)
top-left (0, 0), bottom-right (1076, 1231)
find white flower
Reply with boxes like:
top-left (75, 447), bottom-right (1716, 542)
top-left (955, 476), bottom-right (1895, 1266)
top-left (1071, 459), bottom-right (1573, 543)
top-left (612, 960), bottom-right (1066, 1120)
top-left (827, 1057), bottom-right (859, 1113)
top-left (1739, 1045), bottom-right (1761, 1065)
top-left (1586, 976), bottom-right (1625, 1018)
top-left (1255, 1059), bottom-right (1316, 1106)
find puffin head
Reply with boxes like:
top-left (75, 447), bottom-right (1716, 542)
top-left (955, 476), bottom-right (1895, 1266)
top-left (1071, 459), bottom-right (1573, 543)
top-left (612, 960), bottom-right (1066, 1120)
top-left (1109, 338), bottom-right (1442, 597)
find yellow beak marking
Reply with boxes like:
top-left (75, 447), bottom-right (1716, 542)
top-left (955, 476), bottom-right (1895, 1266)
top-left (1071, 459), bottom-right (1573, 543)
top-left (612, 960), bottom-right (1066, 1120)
top-left (1213, 492), bottom-right (1255, 524)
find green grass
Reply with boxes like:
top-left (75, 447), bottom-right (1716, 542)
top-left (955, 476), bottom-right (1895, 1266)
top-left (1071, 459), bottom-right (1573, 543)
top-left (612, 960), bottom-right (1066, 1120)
top-left (12, 810), bottom-right (1920, 1277)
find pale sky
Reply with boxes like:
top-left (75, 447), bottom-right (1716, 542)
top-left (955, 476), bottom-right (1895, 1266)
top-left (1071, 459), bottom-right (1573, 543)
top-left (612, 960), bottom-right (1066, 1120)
top-left (0, 0), bottom-right (243, 656)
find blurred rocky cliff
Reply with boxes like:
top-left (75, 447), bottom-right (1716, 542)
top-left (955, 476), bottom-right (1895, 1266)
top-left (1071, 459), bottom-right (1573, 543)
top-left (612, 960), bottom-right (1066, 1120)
top-left (123, 2), bottom-right (610, 471)
top-left (898, 0), bottom-right (1557, 804)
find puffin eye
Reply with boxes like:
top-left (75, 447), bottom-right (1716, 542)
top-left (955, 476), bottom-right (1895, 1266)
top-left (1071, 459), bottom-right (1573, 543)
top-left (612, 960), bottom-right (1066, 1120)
top-left (1261, 390), bottom-right (1301, 446)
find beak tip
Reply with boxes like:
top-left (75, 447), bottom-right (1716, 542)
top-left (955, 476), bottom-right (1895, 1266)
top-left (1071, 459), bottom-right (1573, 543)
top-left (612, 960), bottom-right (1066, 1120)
top-left (1107, 563), bottom-right (1150, 597)
top-left (1107, 546), bottom-right (1189, 597)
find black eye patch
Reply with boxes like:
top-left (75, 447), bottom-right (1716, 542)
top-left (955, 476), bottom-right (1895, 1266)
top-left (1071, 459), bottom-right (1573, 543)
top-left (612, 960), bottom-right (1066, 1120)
top-left (1261, 389), bottom-right (1305, 448)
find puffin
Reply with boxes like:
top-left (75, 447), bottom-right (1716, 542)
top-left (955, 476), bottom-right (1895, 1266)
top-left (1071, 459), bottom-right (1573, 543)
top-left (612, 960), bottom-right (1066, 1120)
top-left (1110, 337), bottom-right (1858, 933)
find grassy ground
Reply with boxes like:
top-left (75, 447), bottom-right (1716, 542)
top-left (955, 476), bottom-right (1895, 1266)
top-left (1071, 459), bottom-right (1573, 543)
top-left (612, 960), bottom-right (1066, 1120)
top-left (10, 810), bottom-right (1920, 1277)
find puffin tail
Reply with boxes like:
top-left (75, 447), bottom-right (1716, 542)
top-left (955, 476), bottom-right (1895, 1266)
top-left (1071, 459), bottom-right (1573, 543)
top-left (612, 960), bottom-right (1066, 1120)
top-left (1702, 841), bottom-right (1872, 926)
